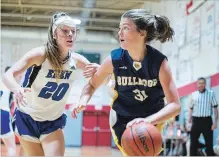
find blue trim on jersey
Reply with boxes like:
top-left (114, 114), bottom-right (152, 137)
top-left (111, 48), bottom-right (123, 61)
top-left (22, 66), bottom-right (33, 87)
top-left (22, 65), bottom-right (42, 88)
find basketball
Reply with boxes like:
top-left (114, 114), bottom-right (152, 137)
top-left (121, 122), bottom-right (163, 156)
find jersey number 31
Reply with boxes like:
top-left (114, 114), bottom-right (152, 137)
top-left (38, 82), bottom-right (69, 101)
top-left (133, 89), bottom-right (148, 101)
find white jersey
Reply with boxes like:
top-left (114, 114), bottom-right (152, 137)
top-left (19, 52), bottom-right (80, 121)
top-left (0, 80), bottom-right (10, 111)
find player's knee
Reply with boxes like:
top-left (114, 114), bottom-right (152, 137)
top-left (41, 129), bottom-right (65, 156)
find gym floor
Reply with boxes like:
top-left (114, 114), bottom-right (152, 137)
top-left (0, 144), bottom-right (122, 156)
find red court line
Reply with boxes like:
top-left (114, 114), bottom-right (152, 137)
top-left (177, 82), bottom-right (197, 97)
top-left (178, 73), bottom-right (219, 97)
top-left (211, 73), bottom-right (219, 87)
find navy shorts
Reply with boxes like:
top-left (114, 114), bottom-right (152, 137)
top-left (12, 109), bottom-right (67, 143)
top-left (0, 109), bottom-right (14, 138)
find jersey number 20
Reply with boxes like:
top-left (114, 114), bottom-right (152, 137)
top-left (38, 82), bottom-right (69, 101)
top-left (133, 89), bottom-right (148, 101)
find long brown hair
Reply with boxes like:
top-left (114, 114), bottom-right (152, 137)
top-left (45, 12), bottom-right (68, 79)
top-left (122, 9), bottom-right (174, 43)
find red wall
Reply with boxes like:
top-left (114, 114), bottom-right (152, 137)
top-left (177, 73), bottom-right (219, 97)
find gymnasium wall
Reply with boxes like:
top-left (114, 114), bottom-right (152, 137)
top-left (147, 0), bottom-right (219, 87)
top-left (150, 0), bottom-right (219, 144)
top-left (149, 0), bottom-right (219, 145)
top-left (0, 27), bottom-right (119, 72)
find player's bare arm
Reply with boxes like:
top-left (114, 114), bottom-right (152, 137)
top-left (71, 56), bottom-right (113, 117)
top-left (145, 59), bottom-right (181, 124)
top-left (2, 47), bottom-right (45, 92)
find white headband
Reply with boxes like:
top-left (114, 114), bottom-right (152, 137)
top-left (52, 16), bottom-right (77, 34)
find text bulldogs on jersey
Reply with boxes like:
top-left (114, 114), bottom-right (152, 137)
top-left (117, 76), bottom-right (157, 87)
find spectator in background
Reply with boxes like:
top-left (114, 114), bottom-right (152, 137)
top-left (178, 101), bottom-right (190, 156)
top-left (162, 118), bottom-right (175, 156)
top-left (189, 77), bottom-right (218, 156)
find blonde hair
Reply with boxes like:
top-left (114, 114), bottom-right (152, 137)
top-left (45, 12), bottom-right (68, 79)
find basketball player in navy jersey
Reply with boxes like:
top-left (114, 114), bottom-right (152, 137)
top-left (73, 9), bottom-right (181, 156)
top-left (2, 12), bottom-right (99, 156)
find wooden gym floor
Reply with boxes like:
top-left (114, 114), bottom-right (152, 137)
top-left (1, 144), bottom-right (122, 156)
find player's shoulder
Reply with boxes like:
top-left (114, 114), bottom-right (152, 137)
top-left (29, 46), bottom-right (46, 57)
top-left (111, 47), bottom-right (124, 60)
top-left (26, 46), bottom-right (46, 66)
top-left (71, 51), bottom-right (80, 58)
top-left (71, 51), bottom-right (90, 63)
top-left (147, 45), bottom-right (166, 59)
top-left (70, 51), bottom-right (90, 70)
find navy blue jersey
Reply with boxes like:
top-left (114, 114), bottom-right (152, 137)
top-left (111, 45), bottom-right (167, 117)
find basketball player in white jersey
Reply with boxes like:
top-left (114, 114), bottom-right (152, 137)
top-left (2, 12), bottom-right (99, 156)
top-left (0, 67), bottom-right (16, 156)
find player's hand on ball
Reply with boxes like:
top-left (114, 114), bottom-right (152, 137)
top-left (71, 104), bottom-right (86, 119)
top-left (83, 63), bottom-right (100, 78)
top-left (126, 118), bottom-right (151, 128)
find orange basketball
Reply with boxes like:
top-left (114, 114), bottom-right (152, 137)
top-left (121, 122), bottom-right (163, 156)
